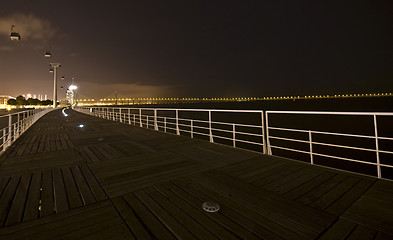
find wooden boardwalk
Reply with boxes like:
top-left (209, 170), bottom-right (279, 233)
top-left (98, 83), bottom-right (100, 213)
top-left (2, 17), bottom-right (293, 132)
top-left (0, 109), bottom-right (392, 239)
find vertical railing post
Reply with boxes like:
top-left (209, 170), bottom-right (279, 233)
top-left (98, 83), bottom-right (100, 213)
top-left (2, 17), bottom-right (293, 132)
top-left (139, 109), bottom-right (143, 127)
top-left (20, 112), bottom-right (24, 134)
top-left (209, 110), bottom-right (213, 142)
top-left (374, 114), bottom-right (381, 178)
top-left (261, 111), bottom-right (266, 154)
top-left (8, 114), bottom-right (12, 147)
top-left (309, 130), bottom-right (313, 164)
top-left (112, 108), bottom-right (115, 121)
top-left (22, 111), bottom-right (26, 133)
top-left (176, 110), bottom-right (180, 135)
top-left (13, 122), bottom-right (16, 141)
top-left (154, 109), bottom-right (158, 130)
top-left (265, 112), bottom-right (272, 155)
top-left (233, 123), bottom-right (236, 147)
top-left (147, 116), bottom-right (149, 128)
top-left (28, 110), bottom-right (31, 127)
top-left (2, 129), bottom-right (6, 152)
top-left (133, 114), bottom-right (136, 125)
top-left (128, 109), bottom-right (131, 125)
top-left (164, 117), bottom-right (167, 132)
top-left (17, 113), bottom-right (20, 138)
top-left (191, 120), bottom-right (193, 138)
top-left (119, 108), bottom-right (122, 123)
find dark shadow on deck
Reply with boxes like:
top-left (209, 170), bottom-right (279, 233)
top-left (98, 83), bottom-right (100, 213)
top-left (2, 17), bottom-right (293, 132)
top-left (0, 109), bottom-right (392, 239)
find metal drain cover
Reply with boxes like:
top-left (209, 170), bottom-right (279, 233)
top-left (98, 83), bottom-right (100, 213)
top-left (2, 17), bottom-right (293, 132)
top-left (202, 201), bottom-right (220, 212)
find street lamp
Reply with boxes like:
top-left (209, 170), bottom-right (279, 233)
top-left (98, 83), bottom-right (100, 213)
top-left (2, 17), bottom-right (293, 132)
top-left (67, 85), bottom-right (77, 106)
top-left (50, 63), bottom-right (61, 108)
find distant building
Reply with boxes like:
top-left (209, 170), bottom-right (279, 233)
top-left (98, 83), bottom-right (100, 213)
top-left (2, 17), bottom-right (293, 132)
top-left (0, 95), bottom-right (14, 108)
top-left (0, 95), bottom-right (14, 104)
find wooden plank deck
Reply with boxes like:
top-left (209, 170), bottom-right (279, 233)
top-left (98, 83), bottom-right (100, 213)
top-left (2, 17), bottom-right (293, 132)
top-left (0, 108), bottom-right (392, 239)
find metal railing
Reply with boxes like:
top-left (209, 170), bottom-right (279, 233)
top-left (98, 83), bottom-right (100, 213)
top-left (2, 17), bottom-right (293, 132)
top-left (0, 108), bottom-right (53, 154)
top-left (77, 107), bottom-right (266, 154)
top-left (75, 107), bottom-right (393, 179)
top-left (265, 111), bottom-right (393, 179)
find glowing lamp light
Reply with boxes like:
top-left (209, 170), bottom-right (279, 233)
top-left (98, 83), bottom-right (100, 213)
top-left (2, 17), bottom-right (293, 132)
top-left (69, 85), bottom-right (77, 90)
top-left (78, 124), bottom-right (84, 128)
top-left (62, 108), bottom-right (68, 117)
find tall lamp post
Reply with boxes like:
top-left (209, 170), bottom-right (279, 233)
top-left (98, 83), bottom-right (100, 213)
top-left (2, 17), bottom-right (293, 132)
top-left (50, 63), bottom-right (61, 108)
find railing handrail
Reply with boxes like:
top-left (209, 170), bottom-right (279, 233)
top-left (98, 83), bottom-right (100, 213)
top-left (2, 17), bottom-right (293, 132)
top-left (109, 106), bottom-right (264, 113)
top-left (0, 108), bottom-right (53, 155)
top-left (266, 110), bottom-right (393, 116)
top-left (76, 106), bottom-right (393, 180)
top-left (268, 126), bottom-right (393, 141)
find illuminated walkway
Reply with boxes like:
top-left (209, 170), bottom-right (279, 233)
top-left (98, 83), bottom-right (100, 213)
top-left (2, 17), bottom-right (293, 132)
top-left (0, 109), bottom-right (392, 239)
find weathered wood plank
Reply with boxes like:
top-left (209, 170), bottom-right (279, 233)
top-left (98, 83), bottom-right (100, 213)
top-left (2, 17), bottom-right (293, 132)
top-left (310, 176), bottom-right (360, 210)
top-left (0, 175), bottom-right (20, 227)
top-left (268, 166), bottom-right (324, 195)
top-left (112, 196), bottom-right (151, 239)
top-left (55, 134), bottom-right (62, 151)
top-left (79, 164), bottom-right (107, 201)
top-left (82, 146), bottom-right (100, 163)
top-left (60, 133), bottom-right (68, 150)
top-left (123, 193), bottom-right (176, 240)
top-left (76, 222), bottom-right (135, 240)
top-left (375, 232), bottom-right (393, 240)
top-left (284, 171), bottom-right (336, 200)
top-left (161, 182), bottom-right (261, 240)
top-left (173, 179), bottom-right (291, 240)
top-left (296, 173), bottom-right (347, 205)
top-left (0, 201), bottom-right (116, 239)
top-left (343, 194), bottom-right (393, 234)
top-left (346, 224), bottom-right (378, 240)
top-left (52, 168), bottom-right (69, 213)
top-left (41, 170), bottom-right (54, 217)
top-left (44, 134), bottom-right (51, 152)
top-left (50, 134), bottom-right (57, 152)
top-left (318, 218), bottom-right (356, 240)
top-left (106, 163), bottom-right (205, 197)
top-left (37, 134), bottom-right (46, 153)
top-left (30, 134), bottom-right (41, 153)
top-left (62, 167), bottom-right (83, 209)
top-left (71, 166), bottom-right (96, 205)
top-left (0, 177), bottom-right (10, 198)
top-left (145, 187), bottom-right (220, 240)
top-left (154, 183), bottom-right (240, 240)
top-left (201, 170), bottom-right (335, 232)
top-left (252, 163), bottom-right (305, 187)
top-left (5, 173), bottom-right (31, 226)
top-left (134, 189), bottom-right (197, 240)
top-left (23, 172), bottom-right (41, 221)
top-left (326, 178), bottom-right (375, 215)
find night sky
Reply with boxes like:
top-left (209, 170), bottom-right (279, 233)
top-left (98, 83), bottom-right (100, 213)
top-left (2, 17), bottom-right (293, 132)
top-left (0, 1), bottom-right (392, 99)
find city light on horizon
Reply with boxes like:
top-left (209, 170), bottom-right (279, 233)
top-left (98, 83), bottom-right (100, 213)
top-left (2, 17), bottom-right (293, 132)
top-left (71, 92), bottom-right (393, 107)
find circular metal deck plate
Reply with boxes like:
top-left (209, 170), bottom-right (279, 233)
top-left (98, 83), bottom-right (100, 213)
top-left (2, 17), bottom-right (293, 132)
top-left (202, 201), bottom-right (220, 212)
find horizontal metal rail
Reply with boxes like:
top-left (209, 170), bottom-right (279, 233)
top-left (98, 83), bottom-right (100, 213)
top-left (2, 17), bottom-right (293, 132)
top-left (75, 107), bottom-right (393, 179)
top-left (266, 111), bottom-right (393, 179)
top-left (0, 108), bottom-right (53, 154)
top-left (77, 106), bottom-right (266, 153)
